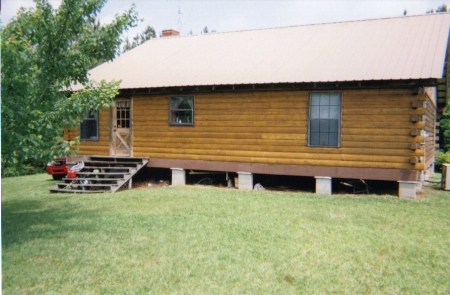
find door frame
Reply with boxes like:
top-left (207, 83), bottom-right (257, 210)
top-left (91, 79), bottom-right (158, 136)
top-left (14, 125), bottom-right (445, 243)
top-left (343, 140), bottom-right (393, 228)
top-left (110, 98), bottom-right (133, 157)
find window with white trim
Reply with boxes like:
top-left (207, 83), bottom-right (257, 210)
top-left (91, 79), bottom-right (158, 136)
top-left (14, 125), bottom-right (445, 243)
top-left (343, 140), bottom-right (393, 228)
top-left (169, 96), bottom-right (194, 126)
top-left (308, 93), bottom-right (341, 147)
top-left (80, 111), bottom-right (99, 141)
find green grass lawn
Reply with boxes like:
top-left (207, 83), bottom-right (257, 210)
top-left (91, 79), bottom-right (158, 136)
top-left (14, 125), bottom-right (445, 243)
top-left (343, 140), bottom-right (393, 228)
top-left (2, 174), bottom-right (450, 294)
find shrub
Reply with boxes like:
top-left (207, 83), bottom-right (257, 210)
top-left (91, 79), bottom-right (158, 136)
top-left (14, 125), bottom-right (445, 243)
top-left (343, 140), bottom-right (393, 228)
top-left (436, 151), bottom-right (450, 172)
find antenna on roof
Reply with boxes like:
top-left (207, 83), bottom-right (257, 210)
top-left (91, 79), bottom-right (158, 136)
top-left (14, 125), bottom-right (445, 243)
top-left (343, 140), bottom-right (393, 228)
top-left (177, 2), bottom-right (183, 34)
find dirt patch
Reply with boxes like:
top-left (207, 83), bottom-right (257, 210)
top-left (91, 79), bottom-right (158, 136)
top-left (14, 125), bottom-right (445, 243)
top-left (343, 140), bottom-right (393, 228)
top-left (418, 179), bottom-right (444, 199)
top-left (133, 179), bottom-right (170, 189)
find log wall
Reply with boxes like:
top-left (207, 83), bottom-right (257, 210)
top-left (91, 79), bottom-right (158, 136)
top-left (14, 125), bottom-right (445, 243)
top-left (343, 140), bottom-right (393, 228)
top-left (424, 96), bottom-right (437, 169)
top-left (130, 89), bottom-right (428, 172)
top-left (69, 108), bottom-right (111, 156)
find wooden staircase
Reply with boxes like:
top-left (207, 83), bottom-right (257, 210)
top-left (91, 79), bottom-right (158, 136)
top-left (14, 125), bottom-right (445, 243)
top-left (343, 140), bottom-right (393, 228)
top-left (49, 156), bottom-right (149, 194)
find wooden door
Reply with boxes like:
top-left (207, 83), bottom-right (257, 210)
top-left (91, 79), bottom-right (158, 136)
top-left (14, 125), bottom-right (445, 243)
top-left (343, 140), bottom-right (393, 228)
top-left (111, 100), bottom-right (132, 156)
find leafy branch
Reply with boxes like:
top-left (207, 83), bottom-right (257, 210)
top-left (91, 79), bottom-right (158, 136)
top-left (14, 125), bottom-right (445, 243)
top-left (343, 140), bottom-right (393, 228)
top-left (1, 0), bottom-right (139, 176)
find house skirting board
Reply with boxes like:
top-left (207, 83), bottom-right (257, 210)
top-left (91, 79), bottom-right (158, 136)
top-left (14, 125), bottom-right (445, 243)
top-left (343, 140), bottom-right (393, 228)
top-left (148, 158), bottom-right (418, 182)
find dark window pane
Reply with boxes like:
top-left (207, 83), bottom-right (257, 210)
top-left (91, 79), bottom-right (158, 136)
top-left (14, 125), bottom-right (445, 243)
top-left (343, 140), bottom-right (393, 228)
top-left (310, 132), bottom-right (320, 146)
top-left (329, 132), bottom-right (339, 146)
top-left (170, 96), bottom-right (194, 125)
top-left (319, 132), bottom-right (329, 146)
top-left (310, 120), bottom-right (320, 132)
top-left (308, 93), bottom-right (341, 147)
top-left (80, 113), bottom-right (98, 141)
top-left (319, 119), bottom-right (329, 132)
top-left (329, 119), bottom-right (339, 132)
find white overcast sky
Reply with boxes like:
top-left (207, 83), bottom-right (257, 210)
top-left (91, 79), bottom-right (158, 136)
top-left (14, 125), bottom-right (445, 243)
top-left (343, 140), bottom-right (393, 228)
top-left (1, 0), bottom-right (449, 38)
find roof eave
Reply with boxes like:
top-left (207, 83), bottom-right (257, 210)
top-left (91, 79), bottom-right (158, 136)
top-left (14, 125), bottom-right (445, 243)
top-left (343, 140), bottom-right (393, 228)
top-left (117, 79), bottom-right (439, 97)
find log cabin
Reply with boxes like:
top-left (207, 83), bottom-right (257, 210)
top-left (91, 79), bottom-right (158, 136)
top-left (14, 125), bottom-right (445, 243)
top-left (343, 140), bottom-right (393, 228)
top-left (67, 13), bottom-right (450, 198)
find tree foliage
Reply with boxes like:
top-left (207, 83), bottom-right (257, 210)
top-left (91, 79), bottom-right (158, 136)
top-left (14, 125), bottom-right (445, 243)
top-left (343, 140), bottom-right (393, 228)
top-left (426, 4), bottom-right (448, 13)
top-left (426, 3), bottom-right (450, 163)
top-left (440, 112), bottom-right (450, 151)
top-left (439, 2), bottom-right (450, 158)
top-left (1, 0), bottom-right (139, 176)
top-left (122, 25), bottom-right (155, 53)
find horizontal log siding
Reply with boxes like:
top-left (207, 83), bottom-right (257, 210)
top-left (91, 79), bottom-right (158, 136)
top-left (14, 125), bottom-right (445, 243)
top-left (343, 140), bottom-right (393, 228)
top-left (76, 108), bottom-right (110, 156)
top-left (132, 89), bottom-right (424, 171)
top-left (424, 97), bottom-right (437, 168)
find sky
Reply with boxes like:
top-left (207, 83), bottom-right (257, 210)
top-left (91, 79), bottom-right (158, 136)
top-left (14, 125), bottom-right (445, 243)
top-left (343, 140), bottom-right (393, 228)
top-left (1, 0), bottom-right (449, 39)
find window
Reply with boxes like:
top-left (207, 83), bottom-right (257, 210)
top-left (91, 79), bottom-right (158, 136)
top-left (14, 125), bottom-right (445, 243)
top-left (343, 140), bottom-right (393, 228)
top-left (80, 112), bottom-right (99, 141)
top-left (116, 101), bottom-right (130, 128)
top-left (308, 93), bottom-right (341, 147)
top-left (169, 96), bottom-right (194, 126)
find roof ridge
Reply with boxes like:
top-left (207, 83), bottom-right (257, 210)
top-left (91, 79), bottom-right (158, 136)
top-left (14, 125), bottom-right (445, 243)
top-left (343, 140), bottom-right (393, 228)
top-left (223, 12), bottom-right (450, 33)
top-left (150, 12), bottom-right (450, 40)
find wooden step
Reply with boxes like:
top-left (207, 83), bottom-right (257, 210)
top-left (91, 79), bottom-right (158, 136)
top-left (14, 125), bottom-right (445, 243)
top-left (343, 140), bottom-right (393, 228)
top-left (57, 183), bottom-right (116, 188)
top-left (75, 172), bottom-right (130, 177)
top-left (50, 156), bottom-right (148, 194)
top-left (84, 161), bottom-right (141, 167)
top-left (89, 157), bottom-right (146, 164)
top-left (49, 188), bottom-right (109, 194)
top-left (82, 166), bottom-right (132, 171)
top-left (62, 177), bottom-right (124, 182)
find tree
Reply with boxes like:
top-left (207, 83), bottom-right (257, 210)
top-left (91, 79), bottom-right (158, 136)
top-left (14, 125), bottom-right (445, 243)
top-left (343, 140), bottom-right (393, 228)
top-left (141, 25), bottom-right (156, 43)
top-left (1, 0), bottom-right (139, 176)
top-left (439, 58), bottom-right (450, 154)
top-left (426, 4), bottom-right (448, 13)
top-left (122, 25), bottom-right (156, 53)
top-left (436, 4), bottom-right (448, 12)
top-left (438, 3), bottom-right (450, 157)
top-left (440, 114), bottom-right (450, 151)
top-left (425, 3), bottom-right (450, 165)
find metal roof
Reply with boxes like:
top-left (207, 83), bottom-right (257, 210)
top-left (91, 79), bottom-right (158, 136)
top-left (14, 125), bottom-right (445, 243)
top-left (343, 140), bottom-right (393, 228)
top-left (79, 13), bottom-right (450, 90)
